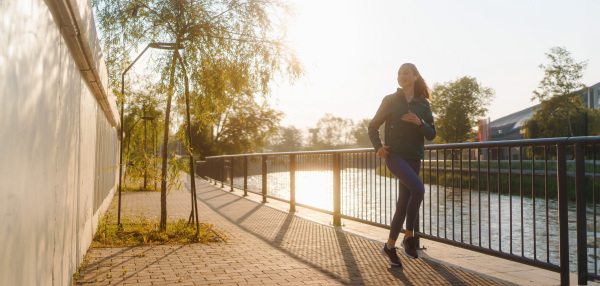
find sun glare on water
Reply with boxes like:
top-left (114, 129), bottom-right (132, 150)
top-left (294, 171), bottom-right (334, 211)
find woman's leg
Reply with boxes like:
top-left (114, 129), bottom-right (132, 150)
top-left (385, 157), bottom-right (423, 245)
top-left (388, 180), bottom-right (411, 244)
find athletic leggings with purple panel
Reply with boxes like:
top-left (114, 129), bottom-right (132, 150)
top-left (385, 156), bottom-right (424, 241)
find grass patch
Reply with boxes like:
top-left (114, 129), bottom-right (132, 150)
top-left (72, 253), bottom-right (90, 283)
top-left (92, 214), bottom-right (225, 247)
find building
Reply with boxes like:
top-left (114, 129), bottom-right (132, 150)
top-left (479, 82), bottom-right (600, 160)
top-left (483, 82), bottom-right (600, 141)
top-left (488, 105), bottom-right (537, 141)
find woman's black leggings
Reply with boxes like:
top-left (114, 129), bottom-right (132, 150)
top-left (385, 156), bottom-right (424, 241)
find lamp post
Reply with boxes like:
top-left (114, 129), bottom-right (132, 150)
top-left (141, 114), bottom-right (155, 190)
top-left (117, 42), bottom-right (182, 226)
top-left (143, 102), bottom-right (147, 189)
top-left (152, 120), bottom-right (158, 190)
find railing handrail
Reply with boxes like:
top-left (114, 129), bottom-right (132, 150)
top-left (206, 136), bottom-right (600, 159)
top-left (207, 148), bottom-right (374, 158)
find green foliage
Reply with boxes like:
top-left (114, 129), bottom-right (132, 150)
top-left (523, 95), bottom-right (589, 138)
top-left (121, 84), bottom-right (165, 190)
top-left (587, 108), bottom-right (600, 136)
top-left (93, 0), bottom-right (303, 94)
top-left (265, 116), bottom-right (383, 152)
top-left (430, 76), bottom-right (495, 143)
top-left (270, 126), bottom-right (304, 152)
top-left (93, 0), bottom-right (303, 228)
top-left (72, 254), bottom-right (90, 283)
top-left (531, 47), bottom-right (588, 102)
top-left (350, 119), bottom-right (373, 148)
top-left (171, 157), bottom-right (191, 176)
top-left (309, 114), bottom-right (354, 150)
top-left (93, 215), bottom-right (224, 247)
top-left (185, 93), bottom-right (283, 157)
top-left (214, 95), bottom-right (283, 155)
top-left (524, 47), bottom-right (588, 138)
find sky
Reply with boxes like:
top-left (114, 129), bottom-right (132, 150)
top-left (271, 0), bottom-right (600, 129)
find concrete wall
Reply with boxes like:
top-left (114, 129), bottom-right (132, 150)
top-left (0, 0), bottom-right (119, 285)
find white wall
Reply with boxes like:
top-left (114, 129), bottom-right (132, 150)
top-left (0, 0), bottom-right (119, 285)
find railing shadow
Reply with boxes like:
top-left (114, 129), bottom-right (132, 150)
top-left (195, 182), bottom-right (507, 285)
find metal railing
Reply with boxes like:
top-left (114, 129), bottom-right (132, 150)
top-left (197, 136), bottom-right (600, 285)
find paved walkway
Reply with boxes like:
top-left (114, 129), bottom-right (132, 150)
top-left (75, 175), bottom-right (579, 285)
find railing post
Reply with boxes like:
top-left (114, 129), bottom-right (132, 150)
top-left (243, 156), bottom-right (248, 196)
top-left (230, 157), bottom-right (234, 192)
top-left (290, 154), bottom-right (296, 212)
top-left (209, 160), bottom-right (212, 183)
top-left (213, 159), bottom-right (217, 185)
top-left (575, 142), bottom-right (588, 285)
top-left (221, 157), bottom-right (225, 188)
top-left (262, 155), bottom-right (267, 203)
top-left (333, 152), bottom-right (342, 226)
top-left (557, 143), bottom-right (570, 286)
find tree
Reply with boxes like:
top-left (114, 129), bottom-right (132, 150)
top-left (532, 47), bottom-right (588, 102)
top-left (524, 47), bottom-right (588, 138)
top-left (122, 88), bottom-right (164, 191)
top-left (523, 95), bottom-right (588, 138)
top-left (93, 0), bottom-right (302, 230)
top-left (270, 126), bottom-right (304, 152)
top-left (185, 92), bottom-right (283, 158)
top-left (350, 118), bottom-right (373, 148)
top-left (430, 76), bottom-right (494, 143)
top-left (206, 93), bottom-right (283, 155)
top-left (587, 108), bottom-right (600, 136)
top-left (310, 114), bottom-right (353, 150)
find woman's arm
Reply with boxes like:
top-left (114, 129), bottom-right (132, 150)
top-left (404, 109), bottom-right (436, 141)
top-left (421, 112), bottom-right (436, 141)
top-left (368, 99), bottom-right (388, 152)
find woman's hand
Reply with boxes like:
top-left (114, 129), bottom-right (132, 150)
top-left (402, 110), bottom-right (423, 126)
top-left (377, 146), bottom-right (390, 158)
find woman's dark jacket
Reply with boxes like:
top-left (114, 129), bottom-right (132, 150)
top-left (368, 88), bottom-right (436, 160)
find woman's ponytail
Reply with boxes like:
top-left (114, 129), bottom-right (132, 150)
top-left (401, 63), bottom-right (432, 101)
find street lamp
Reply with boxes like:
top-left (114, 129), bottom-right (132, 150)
top-left (117, 42), bottom-right (182, 226)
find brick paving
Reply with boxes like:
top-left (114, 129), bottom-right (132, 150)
top-left (76, 176), bottom-right (507, 285)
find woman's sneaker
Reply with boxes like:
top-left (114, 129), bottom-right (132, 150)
top-left (401, 237), bottom-right (418, 258)
top-left (380, 243), bottom-right (402, 267)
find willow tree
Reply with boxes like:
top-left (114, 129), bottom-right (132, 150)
top-left (187, 91), bottom-right (283, 156)
top-left (93, 0), bottom-right (302, 230)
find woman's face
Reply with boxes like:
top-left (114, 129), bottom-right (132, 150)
top-left (397, 65), bottom-right (418, 89)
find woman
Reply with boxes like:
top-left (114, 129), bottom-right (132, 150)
top-left (368, 63), bottom-right (436, 267)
